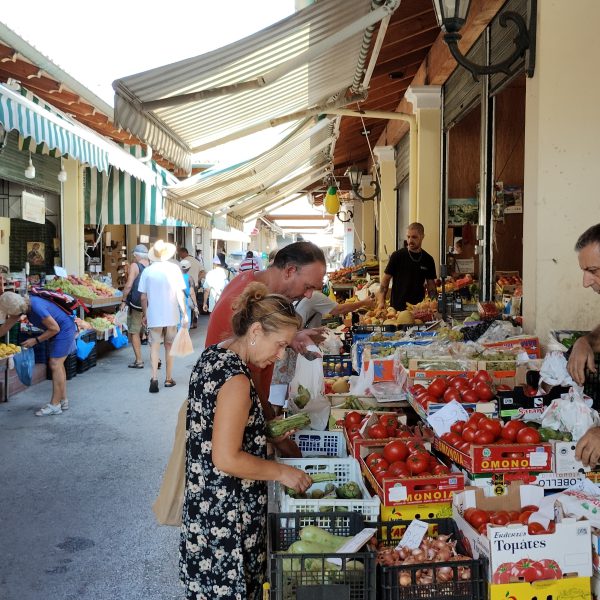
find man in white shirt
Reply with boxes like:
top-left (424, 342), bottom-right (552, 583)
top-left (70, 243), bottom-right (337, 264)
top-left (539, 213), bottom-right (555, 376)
top-left (202, 256), bottom-right (229, 313)
top-left (138, 240), bottom-right (188, 393)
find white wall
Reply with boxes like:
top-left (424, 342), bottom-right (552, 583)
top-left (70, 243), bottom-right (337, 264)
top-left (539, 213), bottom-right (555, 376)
top-left (523, 0), bottom-right (600, 341)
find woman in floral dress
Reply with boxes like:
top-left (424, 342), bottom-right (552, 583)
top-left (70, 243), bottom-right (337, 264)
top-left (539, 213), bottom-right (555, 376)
top-left (180, 282), bottom-right (312, 599)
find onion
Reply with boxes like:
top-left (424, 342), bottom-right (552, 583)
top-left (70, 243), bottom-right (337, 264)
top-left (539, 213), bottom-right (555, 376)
top-left (399, 571), bottom-right (412, 587)
top-left (419, 575), bottom-right (433, 585)
top-left (398, 547), bottom-right (410, 560)
top-left (411, 549), bottom-right (426, 561)
top-left (427, 548), bottom-right (437, 560)
top-left (435, 548), bottom-right (452, 562)
top-left (458, 566), bottom-right (472, 580)
top-left (436, 566), bottom-right (453, 582)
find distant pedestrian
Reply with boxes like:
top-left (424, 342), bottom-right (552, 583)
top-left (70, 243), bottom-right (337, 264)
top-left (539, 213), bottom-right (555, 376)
top-left (202, 256), bottom-right (228, 314)
top-left (138, 240), bottom-right (188, 393)
top-left (120, 244), bottom-right (149, 368)
top-left (179, 259), bottom-right (199, 329)
top-left (178, 248), bottom-right (203, 328)
top-left (238, 250), bottom-right (260, 273)
top-left (0, 291), bottom-right (77, 416)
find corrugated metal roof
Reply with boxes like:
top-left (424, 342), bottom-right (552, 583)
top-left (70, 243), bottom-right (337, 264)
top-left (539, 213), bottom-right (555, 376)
top-left (113, 0), bottom-right (399, 173)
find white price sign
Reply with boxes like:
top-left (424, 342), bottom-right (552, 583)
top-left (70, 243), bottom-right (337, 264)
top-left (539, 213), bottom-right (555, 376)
top-left (427, 400), bottom-right (469, 437)
top-left (396, 519), bottom-right (429, 550)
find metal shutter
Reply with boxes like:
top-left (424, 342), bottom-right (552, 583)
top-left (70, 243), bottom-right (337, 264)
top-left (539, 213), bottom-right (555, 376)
top-left (395, 134), bottom-right (410, 185)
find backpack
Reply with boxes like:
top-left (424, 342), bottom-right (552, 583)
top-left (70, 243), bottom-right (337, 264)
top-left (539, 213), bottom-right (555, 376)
top-left (126, 263), bottom-right (146, 311)
top-left (30, 287), bottom-right (87, 316)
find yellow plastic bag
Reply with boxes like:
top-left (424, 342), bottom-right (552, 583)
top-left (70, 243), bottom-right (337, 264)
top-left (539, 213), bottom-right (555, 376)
top-left (170, 327), bottom-right (194, 357)
top-left (152, 398), bottom-right (188, 526)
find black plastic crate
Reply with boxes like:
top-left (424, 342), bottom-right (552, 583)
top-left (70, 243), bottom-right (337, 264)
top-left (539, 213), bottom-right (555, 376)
top-left (269, 512), bottom-right (376, 600)
top-left (47, 351), bottom-right (77, 381)
top-left (323, 354), bottom-right (353, 377)
top-left (376, 519), bottom-right (487, 600)
top-left (78, 330), bottom-right (97, 344)
top-left (76, 346), bottom-right (97, 373)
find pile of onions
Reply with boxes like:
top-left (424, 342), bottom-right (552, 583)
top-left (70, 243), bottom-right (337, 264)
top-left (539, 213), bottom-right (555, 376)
top-left (371, 535), bottom-right (472, 587)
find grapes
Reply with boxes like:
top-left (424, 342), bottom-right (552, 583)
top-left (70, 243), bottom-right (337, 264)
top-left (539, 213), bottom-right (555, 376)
top-left (460, 320), bottom-right (494, 342)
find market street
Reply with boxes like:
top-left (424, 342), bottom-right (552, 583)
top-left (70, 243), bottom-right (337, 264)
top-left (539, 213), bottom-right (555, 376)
top-left (0, 319), bottom-right (209, 600)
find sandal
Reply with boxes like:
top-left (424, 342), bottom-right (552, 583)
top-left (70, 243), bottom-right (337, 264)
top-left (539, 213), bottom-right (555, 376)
top-left (164, 379), bottom-right (176, 388)
top-left (149, 379), bottom-right (159, 393)
top-left (128, 362), bottom-right (144, 369)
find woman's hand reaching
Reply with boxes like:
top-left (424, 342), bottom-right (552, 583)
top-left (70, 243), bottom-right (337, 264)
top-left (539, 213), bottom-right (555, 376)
top-left (278, 464), bottom-right (312, 494)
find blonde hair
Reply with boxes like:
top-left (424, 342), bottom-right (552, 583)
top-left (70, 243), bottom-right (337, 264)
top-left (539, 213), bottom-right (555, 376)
top-left (0, 292), bottom-right (28, 316)
top-left (231, 282), bottom-right (301, 337)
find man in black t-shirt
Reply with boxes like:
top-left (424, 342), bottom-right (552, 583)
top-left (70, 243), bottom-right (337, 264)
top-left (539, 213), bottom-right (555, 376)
top-left (376, 222), bottom-right (437, 311)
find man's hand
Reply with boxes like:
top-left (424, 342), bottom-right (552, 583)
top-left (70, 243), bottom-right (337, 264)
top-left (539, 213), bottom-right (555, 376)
top-left (575, 426), bottom-right (600, 466)
top-left (273, 435), bottom-right (302, 458)
top-left (567, 336), bottom-right (596, 385)
top-left (290, 328), bottom-right (325, 354)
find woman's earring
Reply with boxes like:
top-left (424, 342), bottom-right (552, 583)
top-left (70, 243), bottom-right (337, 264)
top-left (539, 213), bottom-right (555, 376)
top-left (250, 339), bottom-right (256, 346)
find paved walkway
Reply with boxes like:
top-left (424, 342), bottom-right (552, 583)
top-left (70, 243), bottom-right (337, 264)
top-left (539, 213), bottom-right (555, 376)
top-left (0, 318), bottom-right (210, 600)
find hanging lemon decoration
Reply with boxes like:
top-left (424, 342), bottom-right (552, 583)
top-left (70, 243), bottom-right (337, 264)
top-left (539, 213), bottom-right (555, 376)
top-left (324, 186), bottom-right (340, 215)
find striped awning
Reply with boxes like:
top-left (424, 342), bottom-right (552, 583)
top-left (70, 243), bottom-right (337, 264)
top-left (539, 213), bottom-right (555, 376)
top-left (0, 83), bottom-right (158, 186)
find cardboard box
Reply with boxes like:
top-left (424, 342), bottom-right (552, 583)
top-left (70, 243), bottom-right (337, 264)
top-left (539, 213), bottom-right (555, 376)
top-left (497, 385), bottom-right (570, 421)
top-left (329, 408), bottom-right (407, 431)
top-left (358, 441), bottom-right (465, 506)
top-left (453, 484), bottom-right (592, 581)
top-left (406, 386), bottom-right (496, 420)
top-left (593, 531), bottom-right (600, 575)
top-left (433, 436), bottom-right (553, 475)
top-left (381, 501), bottom-right (452, 521)
top-left (491, 576), bottom-right (591, 600)
top-left (342, 415), bottom-right (417, 458)
top-left (407, 358), bottom-right (479, 383)
top-left (482, 336), bottom-right (541, 359)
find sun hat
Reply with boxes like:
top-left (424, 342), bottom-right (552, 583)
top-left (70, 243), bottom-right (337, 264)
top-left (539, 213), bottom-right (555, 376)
top-left (180, 259), bottom-right (191, 270)
top-left (148, 239), bottom-right (176, 262)
top-left (133, 244), bottom-right (148, 254)
top-left (0, 291), bottom-right (28, 316)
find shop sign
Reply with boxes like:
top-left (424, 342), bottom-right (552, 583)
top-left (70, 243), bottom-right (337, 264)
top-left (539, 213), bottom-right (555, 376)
top-left (21, 191), bottom-right (46, 225)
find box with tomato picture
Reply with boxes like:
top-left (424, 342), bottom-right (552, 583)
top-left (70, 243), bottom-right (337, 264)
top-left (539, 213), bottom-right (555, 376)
top-left (433, 412), bottom-right (553, 475)
top-left (453, 483), bottom-right (592, 584)
top-left (490, 575), bottom-right (591, 600)
top-left (357, 439), bottom-right (465, 507)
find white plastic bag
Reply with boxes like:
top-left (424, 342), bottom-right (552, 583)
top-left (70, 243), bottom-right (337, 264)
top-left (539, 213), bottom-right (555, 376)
top-left (319, 329), bottom-right (343, 355)
top-left (169, 327), bottom-right (194, 357)
top-left (288, 344), bottom-right (330, 430)
top-left (541, 387), bottom-right (600, 441)
top-left (349, 359), bottom-right (375, 396)
top-left (114, 306), bottom-right (128, 328)
top-left (539, 351), bottom-right (577, 388)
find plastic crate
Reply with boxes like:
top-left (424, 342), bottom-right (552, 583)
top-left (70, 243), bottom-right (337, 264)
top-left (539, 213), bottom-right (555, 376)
top-left (323, 354), bottom-right (353, 377)
top-left (269, 511), bottom-right (376, 600)
top-left (275, 457), bottom-right (380, 522)
top-left (290, 430), bottom-right (348, 458)
top-left (376, 519), bottom-right (487, 600)
top-left (47, 351), bottom-right (77, 381)
top-left (78, 330), bottom-right (97, 344)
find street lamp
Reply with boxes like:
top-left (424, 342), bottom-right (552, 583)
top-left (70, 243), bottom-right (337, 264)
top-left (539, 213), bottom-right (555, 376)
top-left (432, 0), bottom-right (536, 78)
top-left (345, 166), bottom-right (380, 202)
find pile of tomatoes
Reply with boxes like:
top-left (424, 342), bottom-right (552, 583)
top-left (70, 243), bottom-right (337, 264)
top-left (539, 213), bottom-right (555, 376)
top-left (463, 504), bottom-right (555, 537)
top-left (364, 438), bottom-right (450, 487)
top-left (344, 411), bottom-right (408, 445)
top-left (439, 412), bottom-right (542, 453)
top-left (409, 370), bottom-right (499, 409)
top-left (492, 558), bottom-right (562, 583)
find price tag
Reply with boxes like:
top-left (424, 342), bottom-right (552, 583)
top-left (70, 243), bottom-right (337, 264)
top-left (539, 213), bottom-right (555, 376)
top-left (388, 485), bottom-right (408, 502)
top-left (335, 527), bottom-right (377, 554)
top-left (528, 449), bottom-right (549, 468)
top-left (427, 400), bottom-right (469, 437)
top-left (395, 519), bottom-right (429, 549)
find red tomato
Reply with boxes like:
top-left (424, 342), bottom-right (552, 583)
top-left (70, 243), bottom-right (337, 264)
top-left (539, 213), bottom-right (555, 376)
top-left (346, 425), bottom-right (362, 442)
top-left (516, 427), bottom-right (541, 444)
top-left (496, 384), bottom-right (512, 392)
top-left (463, 507), bottom-right (477, 522)
top-left (386, 426), bottom-right (398, 437)
top-left (449, 375), bottom-right (469, 390)
top-left (407, 454), bottom-right (429, 475)
top-left (510, 558), bottom-right (545, 582)
top-left (443, 387), bottom-right (462, 404)
top-left (490, 511), bottom-right (510, 525)
top-left (461, 389), bottom-right (479, 404)
top-left (479, 418), bottom-right (503, 440)
top-left (518, 510), bottom-right (535, 525)
top-left (478, 523), bottom-right (489, 536)
top-left (473, 430), bottom-right (496, 445)
top-left (462, 427), bottom-right (477, 442)
top-left (528, 520), bottom-right (555, 535)
top-left (410, 384), bottom-right (425, 395)
top-left (379, 414), bottom-right (397, 428)
top-left (492, 563), bottom-right (514, 584)
top-left (383, 440), bottom-right (409, 464)
top-left (520, 504), bottom-right (540, 512)
top-left (444, 432), bottom-right (462, 446)
top-left (419, 393), bottom-right (437, 408)
top-left (474, 382), bottom-right (495, 401)
top-left (456, 441), bottom-right (471, 452)
top-left (507, 510), bottom-right (521, 522)
top-left (467, 412), bottom-right (486, 428)
top-left (432, 463), bottom-right (450, 475)
top-left (368, 456), bottom-right (389, 474)
top-left (344, 411), bottom-right (363, 428)
top-left (367, 423), bottom-right (388, 439)
top-left (467, 509), bottom-right (490, 529)
top-left (427, 377), bottom-right (448, 398)
top-left (365, 452), bottom-right (384, 468)
top-left (397, 430), bottom-right (413, 439)
top-left (450, 420), bottom-right (466, 435)
top-left (501, 420), bottom-right (526, 442)
top-left (406, 439), bottom-right (427, 454)
top-left (473, 369), bottom-right (492, 384)
top-left (388, 461), bottom-right (410, 477)
top-left (374, 469), bottom-right (390, 487)
top-left (537, 558), bottom-right (562, 580)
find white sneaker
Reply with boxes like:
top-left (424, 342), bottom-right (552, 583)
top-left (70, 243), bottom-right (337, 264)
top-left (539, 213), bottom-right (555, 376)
top-left (60, 398), bottom-right (69, 411)
top-left (35, 403), bottom-right (62, 417)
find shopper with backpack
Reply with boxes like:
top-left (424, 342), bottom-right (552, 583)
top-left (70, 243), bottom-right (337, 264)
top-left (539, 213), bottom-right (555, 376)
top-left (120, 244), bottom-right (149, 368)
top-left (0, 291), bottom-right (77, 416)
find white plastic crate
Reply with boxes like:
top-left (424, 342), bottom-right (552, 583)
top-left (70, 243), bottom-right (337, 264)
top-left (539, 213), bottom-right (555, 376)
top-left (290, 429), bottom-right (347, 458)
top-left (275, 456), bottom-right (380, 522)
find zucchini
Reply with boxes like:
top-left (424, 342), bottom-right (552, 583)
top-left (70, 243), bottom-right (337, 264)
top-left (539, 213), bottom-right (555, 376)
top-left (299, 525), bottom-right (350, 551)
top-left (310, 472), bottom-right (337, 483)
top-left (266, 413), bottom-right (311, 438)
top-left (288, 540), bottom-right (332, 554)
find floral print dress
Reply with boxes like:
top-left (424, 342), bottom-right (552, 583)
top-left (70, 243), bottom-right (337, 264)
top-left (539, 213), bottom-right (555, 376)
top-left (180, 345), bottom-right (268, 600)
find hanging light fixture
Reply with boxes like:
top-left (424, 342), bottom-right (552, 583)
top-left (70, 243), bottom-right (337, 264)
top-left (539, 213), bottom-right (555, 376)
top-left (345, 165), bottom-right (380, 201)
top-left (57, 159), bottom-right (67, 183)
top-left (431, 0), bottom-right (537, 78)
top-left (24, 154), bottom-right (35, 179)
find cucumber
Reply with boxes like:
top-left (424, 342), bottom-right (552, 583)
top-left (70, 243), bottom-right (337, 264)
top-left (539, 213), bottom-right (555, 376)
top-left (299, 525), bottom-right (350, 551)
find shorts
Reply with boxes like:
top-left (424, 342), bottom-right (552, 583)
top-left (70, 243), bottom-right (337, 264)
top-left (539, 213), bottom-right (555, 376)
top-left (148, 325), bottom-right (177, 345)
top-left (49, 327), bottom-right (77, 359)
top-left (127, 307), bottom-right (144, 333)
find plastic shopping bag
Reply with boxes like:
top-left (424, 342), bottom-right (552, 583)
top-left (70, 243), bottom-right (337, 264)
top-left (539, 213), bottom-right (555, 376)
top-left (109, 326), bottom-right (129, 349)
top-left (541, 387), bottom-right (600, 441)
top-left (13, 347), bottom-right (34, 386)
top-left (152, 397), bottom-right (188, 526)
top-left (76, 334), bottom-right (95, 360)
top-left (288, 344), bottom-right (330, 430)
top-left (114, 306), bottom-right (128, 329)
top-left (170, 327), bottom-right (194, 357)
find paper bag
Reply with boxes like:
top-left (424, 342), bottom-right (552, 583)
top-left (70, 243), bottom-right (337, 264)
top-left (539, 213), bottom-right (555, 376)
top-left (170, 327), bottom-right (194, 357)
top-left (152, 398), bottom-right (188, 526)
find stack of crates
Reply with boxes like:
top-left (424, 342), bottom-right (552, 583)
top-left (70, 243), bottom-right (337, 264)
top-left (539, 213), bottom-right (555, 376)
top-left (76, 330), bottom-right (97, 374)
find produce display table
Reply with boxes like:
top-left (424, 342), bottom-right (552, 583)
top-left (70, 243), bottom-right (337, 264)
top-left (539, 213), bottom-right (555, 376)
top-left (75, 296), bottom-right (122, 319)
